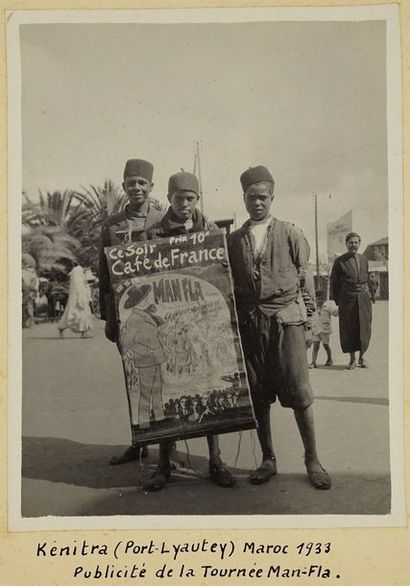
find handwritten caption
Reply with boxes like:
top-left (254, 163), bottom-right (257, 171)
top-left (35, 538), bottom-right (341, 580)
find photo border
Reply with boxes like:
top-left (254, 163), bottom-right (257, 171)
top-left (6, 4), bottom-right (405, 532)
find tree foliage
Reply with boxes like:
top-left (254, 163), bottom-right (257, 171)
top-left (22, 180), bottom-right (165, 274)
top-left (21, 225), bottom-right (79, 275)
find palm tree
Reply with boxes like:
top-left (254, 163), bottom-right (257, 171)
top-left (22, 189), bottom-right (83, 230)
top-left (21, 225), bottom-right (79, 275)
top-left (22, 190), bottom-right (83, 275)
top-left (22, 180), bottom-right (165, 273)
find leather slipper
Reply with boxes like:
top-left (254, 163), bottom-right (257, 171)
top-left (306, 465), bottom-right (332, 490)
top-left (209, 463), bottom-right (236, 488)
top-left (249, 460), bottom-right (277, 485)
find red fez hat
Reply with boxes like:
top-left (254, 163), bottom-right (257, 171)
top-left (168, 172), bottom-right (199, 195)
top-left (123, 159), bottom-right (154, 181)
top-left (240, 165), bottom-right (274, 192)
top-left (123, 284), bottom-right (151, 309)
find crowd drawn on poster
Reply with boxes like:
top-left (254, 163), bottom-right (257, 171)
top-left (158, 385), bottom-right (247, 425)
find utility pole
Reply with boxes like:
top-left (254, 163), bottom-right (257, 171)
top-left (195, 141), bottom-right (204, 213)
top-left (314, 193), bottom-right (320, 289)
top-left (193, 151), bottom-right (197, 176)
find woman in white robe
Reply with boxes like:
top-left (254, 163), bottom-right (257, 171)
top-left (58, 265), bottom-right (93, 337)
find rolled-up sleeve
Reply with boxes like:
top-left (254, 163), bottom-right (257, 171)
top-left (287, 224), bottom-right (315, 300)
top-left (329, 259), bottom-right (340, 305)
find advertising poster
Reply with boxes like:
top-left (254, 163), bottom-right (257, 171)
top-left (105, 230), bottom-right (256, 444)
top-left (326, 211), bottom-right (353, 263)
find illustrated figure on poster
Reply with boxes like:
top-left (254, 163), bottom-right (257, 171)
top-left (58, 263), bottom-right (93, 338)
top-left (99, 158), bottom-right (164, 465)
top-left (330, 232), bottom-right (372, 369)
top-left (188, 397), bottom-right (203, 422)
top-left (228, 165), bottom-right (331, 490)
top-left (139, 170), bottom-right (236, 491)
top-left (213, 322), bottom-right (236, 367)
top-left (120, 284), bottom-right (166, 428)
top-left (185, 308), bottom-right (213, 374)
top-left (198, 398), bottom-right (217, 423)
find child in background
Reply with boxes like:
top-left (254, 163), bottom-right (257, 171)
top-left (309, 290), bottom-right (338, 368)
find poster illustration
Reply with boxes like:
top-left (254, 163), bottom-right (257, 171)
top-left (105, 229), bottom-right (256, 445)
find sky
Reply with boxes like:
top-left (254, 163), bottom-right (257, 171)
top-left (20, 19), bottom-right (388, 257)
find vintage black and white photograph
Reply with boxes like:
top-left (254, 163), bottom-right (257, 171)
top-left (8, 6), bottom-right (403, 528)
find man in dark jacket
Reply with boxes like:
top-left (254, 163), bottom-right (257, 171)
top-left (142, 171), bottom-right (235, 491)
top-left (99, 158), bottom-right (164, 464)
top-left (330, 232), bottom-right (372, 369)
top-left (228, 165), bottom-right (331, 490)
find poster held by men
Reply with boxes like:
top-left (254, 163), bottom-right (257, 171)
top-left (104, 229), bottom-right (256, 445)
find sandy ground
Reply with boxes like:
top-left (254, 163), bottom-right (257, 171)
top-left (21, 301), bottom-right (390, 517)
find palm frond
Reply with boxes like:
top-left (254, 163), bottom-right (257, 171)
top-left (22, 179), bottom-right (165, 275)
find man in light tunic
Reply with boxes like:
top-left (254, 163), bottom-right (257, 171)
top-left (228, 165), bottom-right (331, 489)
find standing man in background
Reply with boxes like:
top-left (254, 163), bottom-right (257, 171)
top-left (228, 165), bottom-right (331, 490)
top-left (99, 158), bottom-right (164, 465)
top-left (330, 232), bottom-right (372, 369)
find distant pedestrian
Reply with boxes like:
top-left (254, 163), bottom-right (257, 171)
top-left (309, 290), bottom-right (338, 368)
top-left (22, 264), bottom-right (38, 328)
top-left (330, 232), bottom-right (372, 369)
top-left (45, 280), bottom-right (55, 321)
top-left (58, 264), bottom-right (94, 337)
top-left (368, 275), bottom-right (378, 304)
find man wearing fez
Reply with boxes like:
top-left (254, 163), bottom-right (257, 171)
top-left (141, 171), bottom-right (236, 491)
top-left (228, 165), bottom-right (331, 490)
top-left (99, 158), bottom-right (164, 465)
top-left (330, 232), bottom-right (372, 369)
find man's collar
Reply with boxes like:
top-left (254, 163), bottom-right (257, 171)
top-left (249, 214), bottom-right (273, 227)
top-left (125, 200), bottom-right (149, 218)
top-left (161, 207), bottom-right (201, 232)
top-left (242, 215), bottom-right (275, 231)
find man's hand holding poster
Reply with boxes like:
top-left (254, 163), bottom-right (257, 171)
top-left (105, 229), bottom-right (256, 445)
